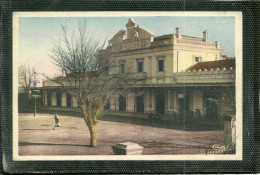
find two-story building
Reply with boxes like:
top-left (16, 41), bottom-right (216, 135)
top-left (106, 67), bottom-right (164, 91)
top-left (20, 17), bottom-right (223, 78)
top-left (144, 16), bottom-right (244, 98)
top-left (41, 18), bottom-right (235, 119)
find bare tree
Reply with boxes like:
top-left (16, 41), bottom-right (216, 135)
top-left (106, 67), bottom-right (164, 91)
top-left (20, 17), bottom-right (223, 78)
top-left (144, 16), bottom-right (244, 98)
top-left (48, 21), bottom-right (134, 147)
top-left (18, 64), bottom-right (35, 101)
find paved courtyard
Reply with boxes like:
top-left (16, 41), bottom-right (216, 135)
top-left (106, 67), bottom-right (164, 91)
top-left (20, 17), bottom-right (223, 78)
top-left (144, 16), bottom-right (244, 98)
top-left (18, 113), bottom-right (224, 155)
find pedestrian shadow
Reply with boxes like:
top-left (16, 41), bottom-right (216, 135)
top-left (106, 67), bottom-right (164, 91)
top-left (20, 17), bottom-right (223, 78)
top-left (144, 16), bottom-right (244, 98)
top-left (19, 141), bottom-right (91, 147)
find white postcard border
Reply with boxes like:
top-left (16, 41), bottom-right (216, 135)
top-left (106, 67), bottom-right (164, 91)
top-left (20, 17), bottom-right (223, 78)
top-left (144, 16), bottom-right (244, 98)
top-left (13, 11), bottom-right (243, 161)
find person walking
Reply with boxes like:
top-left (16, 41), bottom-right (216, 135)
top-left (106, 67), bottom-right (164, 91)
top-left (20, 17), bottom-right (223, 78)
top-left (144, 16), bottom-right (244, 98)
top-left (53, 114), bottom-right (60, 130)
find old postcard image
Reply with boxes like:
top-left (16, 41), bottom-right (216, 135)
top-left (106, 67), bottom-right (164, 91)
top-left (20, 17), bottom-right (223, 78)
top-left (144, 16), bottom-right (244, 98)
top-left (13, 12), bottom-right (242, 160)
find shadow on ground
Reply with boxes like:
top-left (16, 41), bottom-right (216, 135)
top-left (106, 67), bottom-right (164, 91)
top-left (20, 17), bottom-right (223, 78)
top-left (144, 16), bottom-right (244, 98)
top-left (99, 115), bottom-right (223, 131)
top-left (19, 107), bottom-right (223, 131)
top-left (19, 141), bottom-right (91, 147)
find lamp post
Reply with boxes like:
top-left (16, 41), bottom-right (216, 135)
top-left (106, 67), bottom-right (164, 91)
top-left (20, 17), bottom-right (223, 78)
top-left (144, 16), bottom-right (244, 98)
top-left (34, 92), bottom-right (36, 117)
top-left (33, 72), bottom-right (39, 117)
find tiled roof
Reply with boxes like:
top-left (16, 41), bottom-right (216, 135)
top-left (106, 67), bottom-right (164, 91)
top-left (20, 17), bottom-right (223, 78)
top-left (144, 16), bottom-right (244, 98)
top-left (187, 59), bottom-right (235, 71)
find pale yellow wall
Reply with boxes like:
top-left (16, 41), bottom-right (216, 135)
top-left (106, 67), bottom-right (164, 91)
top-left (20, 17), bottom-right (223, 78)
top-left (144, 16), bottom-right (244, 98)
top-left (44, 90), bottom-right (47, 106)
top-left (110, 50), bottom-right (174, 84)
top-left (110, 45), bottom-right (221, 84)
top-left (173, 48), bottom-right (221, 73)
top-left (127, 92), bottom-right (135, 112)
top-left (173, 91), bottom-right (178, 113)
top-left (166, 90), bottom-right (175, 114)
top-left (109, 96), bottom-right (116, 111)
top-left (114, 95), bottom-right (119, 111)
top-left (61, 92), bottom-right (67, 107)
top-left (43, 80), bottom-right (61, 87)
top-left (51, 92), bottom-right (57, 106)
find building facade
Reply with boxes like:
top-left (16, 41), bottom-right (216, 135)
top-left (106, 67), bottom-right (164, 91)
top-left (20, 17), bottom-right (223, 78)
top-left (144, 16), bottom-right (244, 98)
top-left (41, 18), bottom-right (235, 119)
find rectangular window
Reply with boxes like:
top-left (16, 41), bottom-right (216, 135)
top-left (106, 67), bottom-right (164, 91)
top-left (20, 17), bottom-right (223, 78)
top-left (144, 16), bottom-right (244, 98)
top-left (158, 59), bottom-right (164, 72)
top-left (137, 61), bottom-right (143, 73)
top-left (194, 57), bottom-right (201, 63)
top-left (119, 63), bottom-right (124, 73)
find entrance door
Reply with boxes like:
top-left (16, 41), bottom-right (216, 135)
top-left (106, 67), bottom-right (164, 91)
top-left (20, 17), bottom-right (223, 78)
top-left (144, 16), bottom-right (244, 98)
top-left (47, 93), bottom-right (52, 106)
top-left (156, 94), bottom-right (165, 114)
top-left (56, 92), bottom-right (61, 107)
top-left (104, 101), bottom-right (110, 110)
top-left (67, 94), bottom-right (72, 107)
top-left (136, 95), bottom-right (144, 113)
top-left (119, 95), bottom-right (126, 111)
top-left (179, 95), bottom-right (189, 113)
top-left (206, 99), bottom-right (218, 118)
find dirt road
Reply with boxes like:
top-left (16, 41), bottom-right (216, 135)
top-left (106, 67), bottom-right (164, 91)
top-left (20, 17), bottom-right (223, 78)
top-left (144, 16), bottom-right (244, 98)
top-left (18, 113), bottom-right (224, 155)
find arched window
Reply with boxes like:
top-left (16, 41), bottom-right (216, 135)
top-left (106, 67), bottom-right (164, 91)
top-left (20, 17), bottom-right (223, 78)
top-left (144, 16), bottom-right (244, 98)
top-left (67, 94), bottom-right (72, 108)
top-left (56, 92), bottom-right (61, 107)
top-left (119, 95), bottom-right (126, 111)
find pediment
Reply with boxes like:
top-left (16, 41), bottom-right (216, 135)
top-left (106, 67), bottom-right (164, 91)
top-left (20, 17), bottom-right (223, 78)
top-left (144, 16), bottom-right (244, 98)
top-left (109, 30), bottom-right (126, 45)
top-left (136, 26), bottom-right (154, 39)
top-left (125, 18), bottom-right (154, 41)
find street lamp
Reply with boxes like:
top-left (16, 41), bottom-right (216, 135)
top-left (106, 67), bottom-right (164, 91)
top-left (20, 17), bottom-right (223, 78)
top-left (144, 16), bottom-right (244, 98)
top-left (33, 72), bottom-right (40, 117)
top-left (34, 91), bottom-right (36, 117)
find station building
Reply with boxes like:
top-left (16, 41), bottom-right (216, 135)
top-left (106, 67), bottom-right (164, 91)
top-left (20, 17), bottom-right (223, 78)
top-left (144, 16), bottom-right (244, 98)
top-left (41, 18), bottom-right (235, 119)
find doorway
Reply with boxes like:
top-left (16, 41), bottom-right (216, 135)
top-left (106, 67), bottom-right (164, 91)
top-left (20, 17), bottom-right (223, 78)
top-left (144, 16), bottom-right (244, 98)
top-left (66, 94), bottom-right (72, 107)
top-left (178, 95), bottom-right (189, 113)
top-left (136, 95), bottom-right (144, 113)
top-left (56, 92), bottom-right (61, 107)
top-left (206, 98), bottom-right (218, 118)
top-left (119, 95), bottom-right (126, 111)
top-left (156, 93), bottom-right (165, 114)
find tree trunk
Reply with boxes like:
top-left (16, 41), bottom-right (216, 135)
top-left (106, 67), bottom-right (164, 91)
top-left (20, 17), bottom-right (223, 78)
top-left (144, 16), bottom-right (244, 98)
top-left (89, 125), bottom-right (97, 147)
top-left (81, 104), bottom-right (98, 147)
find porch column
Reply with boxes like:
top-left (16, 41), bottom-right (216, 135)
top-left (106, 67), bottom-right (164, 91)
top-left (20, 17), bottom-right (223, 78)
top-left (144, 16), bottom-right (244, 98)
top-left (43, 90), bottom-right (47, 106)
top-left (109, 96), bottom-right (116, 111)
top-left (192, 90), bottom-right (204, 116)
top-left (61, 92), bottom-right (67, 107)
top-left (127, 92), bottom-right (135, 112)
top-left (115, 95), bottom-right (119, 111)
top-left (165, 90), bottom-right (168, 114)
top-left (167, 90), bottom-right (174, 115)
top-left (51, 92), bottom-right (57, 106)
top-left (151, 89), bottom-right (156, 113)
top-left (173, 90), bottom-right (178, 113)
top-left (145, 89), bottom-right (150, 113)
top-left (72, 96), bottom-right (78, 108)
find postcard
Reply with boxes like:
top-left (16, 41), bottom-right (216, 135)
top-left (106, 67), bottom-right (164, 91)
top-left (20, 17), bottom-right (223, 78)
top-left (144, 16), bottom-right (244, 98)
top-left (13, 11), bottom-right (242, 161)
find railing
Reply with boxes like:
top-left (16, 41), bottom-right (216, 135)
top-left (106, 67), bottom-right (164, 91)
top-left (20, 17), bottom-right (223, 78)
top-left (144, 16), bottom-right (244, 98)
top-left (156, 71), bottom-right (165, 78)
top-left (173, 70), bottom-right (235, 84)
top-left (177, 39), bottom-right (217, 48)
top-left (135, 72), bottom-right (147, 79)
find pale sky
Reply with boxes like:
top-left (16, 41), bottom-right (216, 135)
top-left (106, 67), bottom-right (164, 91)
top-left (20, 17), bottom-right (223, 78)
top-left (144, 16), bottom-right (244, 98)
top-left (18, 16), bottom-right (235, 85)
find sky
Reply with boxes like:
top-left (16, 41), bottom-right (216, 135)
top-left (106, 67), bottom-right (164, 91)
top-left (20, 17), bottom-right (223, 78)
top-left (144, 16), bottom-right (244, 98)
top-left (18, 16), bottom-right (235, 85)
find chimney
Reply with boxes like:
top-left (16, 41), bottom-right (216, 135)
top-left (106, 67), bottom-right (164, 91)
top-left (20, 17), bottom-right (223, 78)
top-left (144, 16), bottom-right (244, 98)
top-left (176, 27), bottom-right (182, 39)
top-left (215, 41), bottom-right (220, 49)
top-left (203, 30), bottom-right (208, 42)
